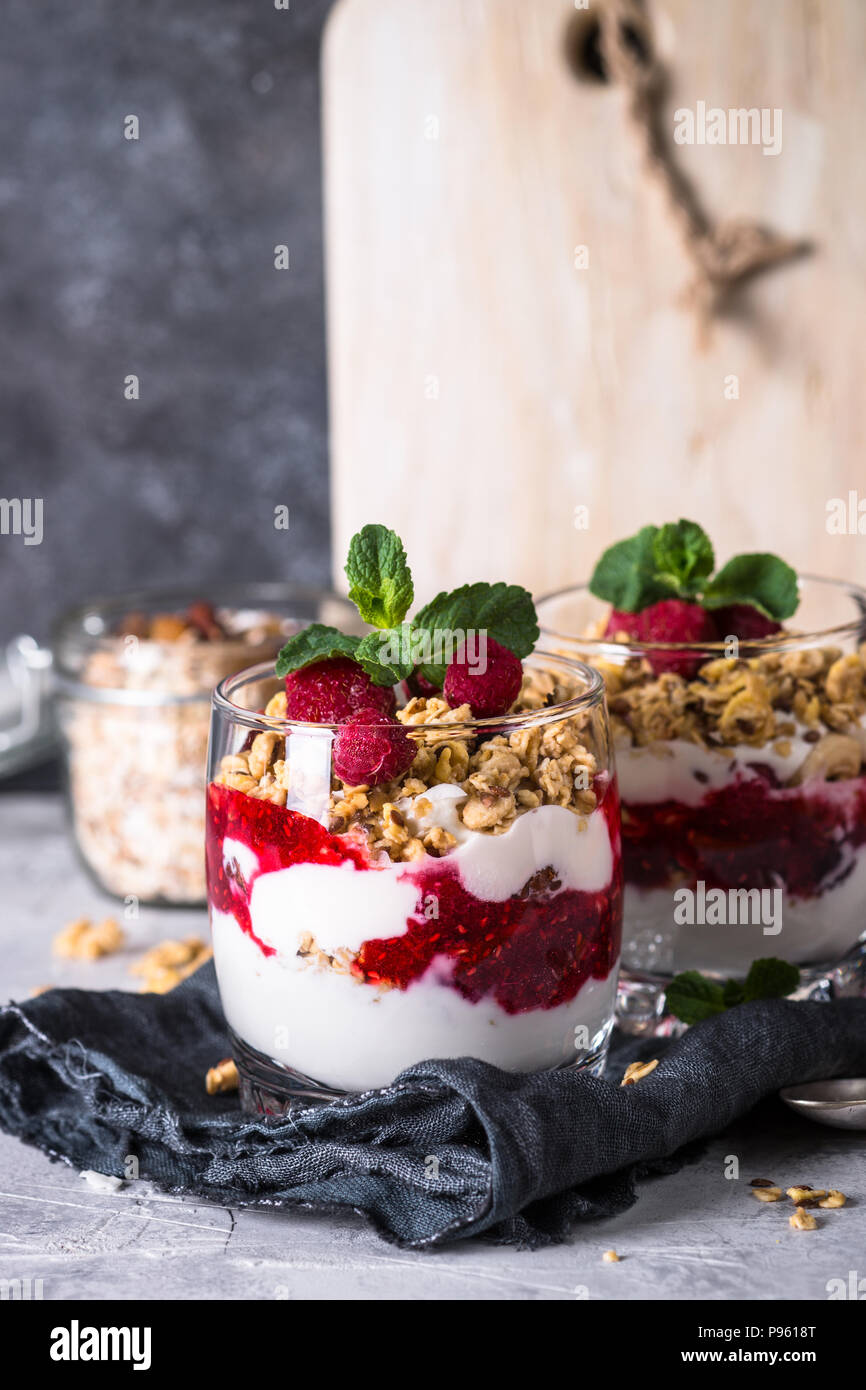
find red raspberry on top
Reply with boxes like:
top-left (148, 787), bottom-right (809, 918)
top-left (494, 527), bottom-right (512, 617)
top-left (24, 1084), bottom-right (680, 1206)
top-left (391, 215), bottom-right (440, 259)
top-left (332, 708), bottom-right (416, 787)
top-left (604, 599), bottom-right (716, 678)
top-left (711, 604), bottom-right (782, 641)
top-left (442, 637), bottom-right (523, 719)
top-left (285, 657), bottom-right (396, 723)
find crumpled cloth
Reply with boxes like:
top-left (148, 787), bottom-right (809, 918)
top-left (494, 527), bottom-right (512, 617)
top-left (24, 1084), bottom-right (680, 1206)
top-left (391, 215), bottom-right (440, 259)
top-left (0, 963), bottom-right (863, 1249)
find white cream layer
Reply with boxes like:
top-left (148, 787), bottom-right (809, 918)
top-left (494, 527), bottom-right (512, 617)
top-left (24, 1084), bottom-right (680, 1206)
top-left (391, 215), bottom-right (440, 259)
top-left (617, 737), bottom-right (866, 974)
top-left (616, 735), bottom-right (820, 807)
top-left (213, 909), bottom-right (617, 1092)
top-left (622, 846), bottom-right (866, 977)
top-left (212, 801), bottom-right (619, 1091)
top-left (246, 797), bottom-right (614, 953)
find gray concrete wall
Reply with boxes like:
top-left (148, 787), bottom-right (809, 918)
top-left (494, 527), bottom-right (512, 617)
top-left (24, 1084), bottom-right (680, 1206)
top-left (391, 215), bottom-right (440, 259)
top-left (0, 0), bottom-right (337, 645)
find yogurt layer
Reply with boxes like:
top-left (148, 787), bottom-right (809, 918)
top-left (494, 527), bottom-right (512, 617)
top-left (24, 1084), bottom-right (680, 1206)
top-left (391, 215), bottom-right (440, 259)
top-left (214, 909), bottom-right (617, 1092)
top-left (616, 732), bottom-right (822, 807)
top-left (208, 787), bottom-right (622, 1092)
top-left (616, 737), bottom-right (866, 976)
top-left (622, 846), bottom-right (866, 977)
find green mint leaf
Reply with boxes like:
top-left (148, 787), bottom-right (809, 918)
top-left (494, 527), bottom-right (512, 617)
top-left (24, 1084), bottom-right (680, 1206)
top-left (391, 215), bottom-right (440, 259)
top-left (742, 957), bottom-right (801, 1003)
top-left (588, 525), bottom-right (679, 612)
top-left (345, 524), bottom-right (414, 629)
top-left (664, 970), bottom-right (727, 1025)
top-left (413, 582), bottom-right (539, 686)
top-left (274, 624), bottom-right (360, 679)
top-left (354, 627), bottom-right (415, 687)
top-left (722, 978), bottom-right (745, 1008)
top-left (702, 554), bottom-right (799, 621)
top-left (651, 520), bottom-right (715, 597)
top-left (666, 958), bottom-right (800, 1026)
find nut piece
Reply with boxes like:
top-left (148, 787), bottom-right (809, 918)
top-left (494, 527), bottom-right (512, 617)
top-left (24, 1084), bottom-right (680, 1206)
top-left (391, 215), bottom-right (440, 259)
top-left (786, 1186), bottom-right (826, 1206)
top-left (53, 917), bottom-right (125, 960)
top-left (602, 1249), bottom-right (621, 1263)
top-left (818, 1189), bottom-right (846, 1209)
top-left (751, 1187), bottom-right (783, 1203)
top-left (130, 937), bottom-right (212, 994)
top-left (205, 1058), bottom-right (239, 1095)
top-left (792, 733), bottom-right (862, 785)
top-left (789, 1208), bottom-right (818, 1231)
top-left (621, 1058), bottom-right (659, 1086)
top-left (749, 1178), bottom-right (777, 1188)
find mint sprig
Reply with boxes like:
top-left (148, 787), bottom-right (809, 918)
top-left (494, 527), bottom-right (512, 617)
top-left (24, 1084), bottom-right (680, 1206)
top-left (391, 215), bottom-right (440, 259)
top-left (589, 525), bottom-right (677, 613)
top-left (589, 519), bottom-right (799, 621)
top-left (665, 957), bottom-right (801, 1026)
top-left (345, 524), bottom-right (414, 630)
top-left (354, 627), bottom-right (415, 687)
top-left (413, 582), bottom-right (539, 686)
top-left (652, 520), bottom-right (715, 597)
top-left (702, 554), bottom-right (799, 621)
top-left (276, 526), bottom-right (540, 688)
top-left (274, 624), bottom-right (360, 679)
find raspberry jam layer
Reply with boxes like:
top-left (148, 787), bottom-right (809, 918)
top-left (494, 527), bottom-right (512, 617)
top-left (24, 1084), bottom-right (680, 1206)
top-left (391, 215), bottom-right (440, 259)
top-left (622, 771), bottom-right (866, 898)
top-left (206, 784), bottom-right (370, 953)
top-left (206, 783), bottom-right (622, 1014)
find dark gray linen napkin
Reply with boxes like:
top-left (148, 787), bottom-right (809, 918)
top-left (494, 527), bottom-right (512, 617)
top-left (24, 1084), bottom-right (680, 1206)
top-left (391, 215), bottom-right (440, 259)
top-left (0, 963), bottom-right (863, 1249)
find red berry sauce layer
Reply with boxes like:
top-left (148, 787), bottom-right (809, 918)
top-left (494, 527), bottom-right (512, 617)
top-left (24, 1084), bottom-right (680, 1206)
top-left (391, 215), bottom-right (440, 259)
top-left (622, 771), bottom-right (866, 898)
top-left (206, 783), bottom-right (370, 953)
top-left (206, 783), bottom-right (622, 1014)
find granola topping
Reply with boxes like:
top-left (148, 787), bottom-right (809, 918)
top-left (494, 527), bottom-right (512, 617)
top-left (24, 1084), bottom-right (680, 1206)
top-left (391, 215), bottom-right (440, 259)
top-left (215, 670), bottom-right (601, 864)
top-left (598, 644), bottom-right (866, 785)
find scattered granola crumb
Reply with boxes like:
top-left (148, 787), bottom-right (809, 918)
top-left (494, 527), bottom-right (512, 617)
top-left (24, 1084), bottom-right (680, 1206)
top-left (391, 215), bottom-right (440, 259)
top-left (789, 1208), bottom-right (818, 1231)
top-left (53, 917), bottom-right (125, 960)
top-left (30, 984), bottom-right (54, 997)
top-left (751, 1187), bottom-right (783, 1203)
top-left (602, 1249), bottom-right (621, 1263)
top-left (749, 1178), bottom-right (777, 1188)
top-left (130, 937), bottom-right (212, 993)
top-left (621, 1059), bottom-right (659, 1086)
top-left (818, 1190), bottom-right (846, 1209)
top-left (205, 1058), bottom-right (239, 1095)
top-left (786, 1186), bottom-right (826, 1206)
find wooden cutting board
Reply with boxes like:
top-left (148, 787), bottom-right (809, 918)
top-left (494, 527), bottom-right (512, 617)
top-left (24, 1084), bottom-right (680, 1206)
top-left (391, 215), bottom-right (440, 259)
top-left (324, 0), bottom-right (866, 602)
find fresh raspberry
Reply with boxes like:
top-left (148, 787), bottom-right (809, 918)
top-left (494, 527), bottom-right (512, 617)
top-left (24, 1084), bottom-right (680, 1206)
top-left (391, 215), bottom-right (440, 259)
top-left (711, 604), bottom-right (782, 641)
top-left (332, 708), bottom-right (416, 787)
top-left (604, 600), bottom-right (716, 678)
top-left (603, 609), bottom-right (642, 641)
top-left (284, 657), bottom-right (396, 723)
top-left (442, 637), bottom-right (523, 718)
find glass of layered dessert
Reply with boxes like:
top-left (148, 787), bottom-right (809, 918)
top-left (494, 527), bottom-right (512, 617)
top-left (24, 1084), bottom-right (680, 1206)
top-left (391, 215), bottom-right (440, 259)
top-left (538, 520), bottom-right (866, 1029)
top-left (54, 586), bottom-right (358, 905)
top-left (206, 527), bottom-right (622, 1109)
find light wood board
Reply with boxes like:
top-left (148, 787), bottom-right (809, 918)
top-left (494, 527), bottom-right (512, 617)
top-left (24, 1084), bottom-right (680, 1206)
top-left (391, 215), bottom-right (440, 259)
top-left (324, 0), bottom-right (866, 602)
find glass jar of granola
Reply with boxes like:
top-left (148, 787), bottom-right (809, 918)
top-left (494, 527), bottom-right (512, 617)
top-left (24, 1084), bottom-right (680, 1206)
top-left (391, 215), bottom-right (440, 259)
top-left (206, 652), bottom-right (622, 1109)
top-left (54, 586), bottom-right (359, 906)
top-left (537, 575), bottom-right (866, 1020)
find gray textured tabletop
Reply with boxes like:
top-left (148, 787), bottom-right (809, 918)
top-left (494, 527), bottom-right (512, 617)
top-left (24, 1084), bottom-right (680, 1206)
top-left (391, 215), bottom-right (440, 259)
top-left (1, 792), bottom-right (863, 1302)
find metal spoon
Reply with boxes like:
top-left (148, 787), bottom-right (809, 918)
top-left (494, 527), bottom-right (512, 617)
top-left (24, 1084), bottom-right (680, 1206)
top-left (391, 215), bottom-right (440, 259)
top-left (780, 1078), bottom-right (866, 1131)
